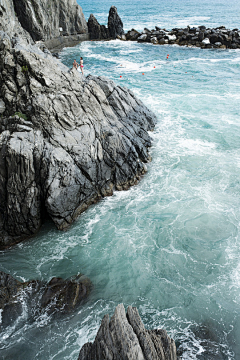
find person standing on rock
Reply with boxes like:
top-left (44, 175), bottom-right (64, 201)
top-left (80, 57), bottom-right (84, 75)
top-left (73, 59), bottom-right (78, 70)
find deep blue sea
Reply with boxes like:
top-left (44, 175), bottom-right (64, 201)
top-left (1, 1), bottom-right (240, 359)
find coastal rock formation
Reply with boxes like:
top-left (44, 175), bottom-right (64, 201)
top-left (87, 14), bottom-right (109, 40)
top-left (88, 6), bottom-right (124, 40)
top-left (108, 6), bottom-right (124, 39)
top-left (125, 25), bottom-right (240, 49)
top-left (79, 303), bottom-right (177, 360)
top-left (0, 14), bottom-right (156, 248)
top-left (41, 275), bottom-right (91, 313)
top-left (0, 271), bottom-right (91, 327)
top-left (12, 0), bottom-right (87, 41)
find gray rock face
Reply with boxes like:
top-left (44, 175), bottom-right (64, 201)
top-left (0, 30), bottom-right (156, 248)
top-left (0, 0), bottom-right (33, 42)
top-left (108, 6), bottom-right (124, 39)
top-left (87, 14), bottom-right (109, 40)
top-left (78, 304), bottom-right (177, 360)
top-left (12, 0), bottom-right (88, 41)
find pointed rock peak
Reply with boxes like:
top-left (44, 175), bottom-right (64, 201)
top-left (108, 6), bottom-right (124, 39)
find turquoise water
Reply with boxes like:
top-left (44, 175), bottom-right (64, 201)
top-left (1, 1), bottom-right (240, 359)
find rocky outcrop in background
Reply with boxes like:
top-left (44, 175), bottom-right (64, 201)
top-left (87, 6), bottom-right (124, 40)
top-left (124, 25), bottom-right (240, 49)
top-left (79, 304), bottom-right (177, 360)
top-left (0, 0), bottom-right (156, 249)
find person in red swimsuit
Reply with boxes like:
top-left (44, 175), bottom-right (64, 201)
top-left (80, 57), bottom-right (84, 75)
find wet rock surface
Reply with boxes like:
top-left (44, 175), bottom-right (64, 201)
top-left (78, 303), bottom-right (177, 360)
top-left (88, 6), bottom-right (124, 40)
top-left (124, 25), bottom-right (240, 49)
top-left (0, 271), bottom-right (91, 327)
top-left (0, 2), bottom-right (157, 248)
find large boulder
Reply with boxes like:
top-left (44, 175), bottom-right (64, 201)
top-left (78, 304), bottom-right (177, 360)
top-left (0, 32), bottom-right (157, 249)
top-left (108, 6), bottom-right (124, 39)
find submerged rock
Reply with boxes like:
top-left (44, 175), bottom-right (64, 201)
top-left (0, 271), bottom-right (91, 327)
top-left (41, 275), bottom-right (91, 313)
top-left (78, 303), bottom-right (177, 360)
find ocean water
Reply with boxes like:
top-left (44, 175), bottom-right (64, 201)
top-left (1, 1), bottom-right (240, 359)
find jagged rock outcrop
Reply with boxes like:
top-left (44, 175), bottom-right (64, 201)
top-left (0, 271), bottom-right (91, 327)
top-left (108, 5), bottom-right (124, 39)
top-left (124, 25), bottom-right (240, 49)
top-left (0, 29), bottom-right (156, 248)
top-left (78, 304), bottom-right (177, 360)
top-left (12, 0), bottom-right (88, 41)
top-left (87, 14), bottom-right (109, 40)
top-left (88, 6), bottom-right (124, 40)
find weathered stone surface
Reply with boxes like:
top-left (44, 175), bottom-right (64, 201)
top-left (0, 271), bottom-right (91, 327)
top-left (87, 6), bottom-right (124, 41)
top-left (0, 0), bottom-right (33, 43)
top-left (41, 275), bottom-right (91, 313)
top-left (126, 29), bottom-right (141, 41)
top-left (12, 0), bottom-right (87, 41)
top-left (138, 33), bottom-right (148, 42)
top-left (87, 14), bottom-right (109, 40)
top-left (0, 271), bottom-right (22, 309)
top-left (122, 24), bottom-right (240, 49)
top-left (108, 6), bottom-right (124, 39)
top-left (78, 304), bottom-right (177, 360)
top-left (0, 29), bottom-right (156, 248)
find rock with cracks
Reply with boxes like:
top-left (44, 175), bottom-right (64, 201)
top-left (0, 10), bottom-right (157, 249)
top-left (108, 6), bottom-right (124, 39)
top-left (0, 271), bottom-right (91, 328)
top-left (78, 303), bottom-right (177, 360)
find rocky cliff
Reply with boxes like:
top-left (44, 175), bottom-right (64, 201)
top-left (79, 304), bottom-right (177, 360)
top-left (12, 0), bottom-right (87, 41)
top-left (0, 1), bottom-right (157, 249)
